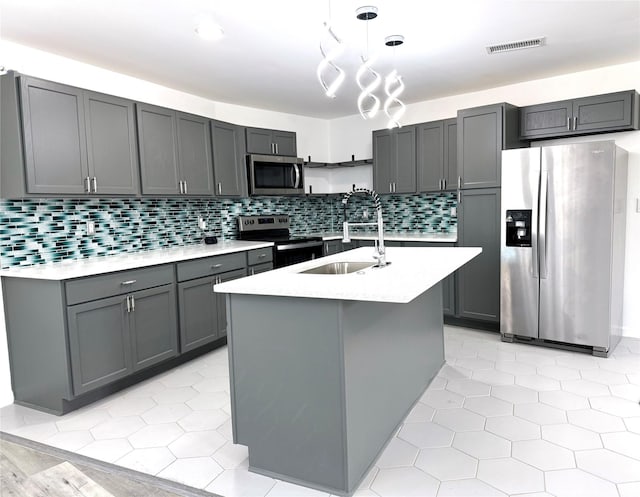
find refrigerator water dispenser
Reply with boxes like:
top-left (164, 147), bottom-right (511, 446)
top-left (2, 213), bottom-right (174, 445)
top-left (505, 210), bottom-right (532, 247)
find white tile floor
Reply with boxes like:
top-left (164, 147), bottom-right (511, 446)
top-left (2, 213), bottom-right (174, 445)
top-left (1, 326), bottom-right (639, 497)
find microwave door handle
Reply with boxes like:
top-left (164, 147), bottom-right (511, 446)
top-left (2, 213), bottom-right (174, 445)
top-left (294, 164), bottom-right (301, 188)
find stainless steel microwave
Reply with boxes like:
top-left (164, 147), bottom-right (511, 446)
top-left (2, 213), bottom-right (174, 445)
top-left (247, 154), bottom-right (305, 195)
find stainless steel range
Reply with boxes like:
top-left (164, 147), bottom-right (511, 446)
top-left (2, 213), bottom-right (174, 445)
top-left (237, 215), bottom-right (323, 268)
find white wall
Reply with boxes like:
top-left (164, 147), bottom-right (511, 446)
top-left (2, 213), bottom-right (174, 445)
top-left (1, 42), bottom-right (639, 407)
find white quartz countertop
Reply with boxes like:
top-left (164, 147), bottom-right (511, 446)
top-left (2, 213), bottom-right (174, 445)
top-left (314, 232), bottom-right (457, 243)
top-left (0, 241), bottom-right (273, 281)
top-left (214, 246), bottom-right (480, 304)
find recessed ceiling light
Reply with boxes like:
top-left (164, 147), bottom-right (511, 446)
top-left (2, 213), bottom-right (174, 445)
top-left (195, 19), bottom-right (224, 41)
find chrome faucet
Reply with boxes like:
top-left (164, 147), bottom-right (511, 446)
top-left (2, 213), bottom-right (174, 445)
top-left (342, 188), bottom-right (388, 267)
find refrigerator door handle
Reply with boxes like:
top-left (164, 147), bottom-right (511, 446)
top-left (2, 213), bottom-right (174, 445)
top-left (539, 166), bottom-right (548, 279)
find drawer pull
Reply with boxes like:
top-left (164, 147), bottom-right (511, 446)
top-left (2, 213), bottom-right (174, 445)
top-left (121, 280), bottom-right (137, 286)
top-left (211, 264), bottom-right (223, 269)
top-left (258, 253), bottom-right (267, 258)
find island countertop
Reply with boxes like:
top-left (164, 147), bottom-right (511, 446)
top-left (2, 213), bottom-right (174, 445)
top-left (215, 246), bottom-right (481, 303)
top-left (313, 232), bottom-right (457, 243)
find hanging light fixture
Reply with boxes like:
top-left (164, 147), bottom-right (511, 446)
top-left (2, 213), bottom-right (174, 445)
top-left (355, 6), bottom-right (381, 120)
top-left (383, 35), bottom-right (406, 128)
top-left (317, 21), bottom-right (346, 98)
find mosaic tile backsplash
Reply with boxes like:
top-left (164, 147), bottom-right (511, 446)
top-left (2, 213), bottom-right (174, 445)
top-left (0, 193), bottom-right (456, 268)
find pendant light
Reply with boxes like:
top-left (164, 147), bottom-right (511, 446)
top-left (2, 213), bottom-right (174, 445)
top-left (317, 0), bottom-right (345, 98)
top-left (355, 6), bottom-right (381, 119)
top-left (383, 35), bottom-right (406, 128)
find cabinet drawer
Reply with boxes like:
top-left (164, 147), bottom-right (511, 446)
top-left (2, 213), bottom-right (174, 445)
top-left (66, 265), bottom-right (174, 305)
top-left (249, 262), bottom-right (273, 275)
top-left (247, 247), bottom-right (273, 266)
top-left (177, 252), bottom-right (245, 282)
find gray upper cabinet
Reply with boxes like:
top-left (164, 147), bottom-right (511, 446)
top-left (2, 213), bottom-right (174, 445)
top-left (416, 118), bottom-right (457, 193)
top-left (84, 91), bottom-right (139, 195)
top-left (211, 120), bottom-right (247, 196)
top-left (136, 103), bottom-right (180, 195)
top-left (456, 188), bottom-right (500, 323)
top-left (246, 127), bottom-right (297, 156)
top-left (373, 126), bottom-right (417, 194)
top-left (457, 103), bottom-right (523, 189)
top-left (176, 112), bottom-right (215, 195)
top-left (17, 76), bottom-right (139, 196)
top-left (520, 90), bottom-right (639, 139)
top-left (137, 103), bottom-right (214, 195)
top-left (19, 76), bottom-right (88, 194)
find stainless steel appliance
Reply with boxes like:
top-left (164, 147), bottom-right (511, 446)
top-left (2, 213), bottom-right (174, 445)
top-left (500, 141), bottom-right (628, 356)
top-left (247, 154), bottom-right (305, 195)
top-left (237, 214), bottom-right (323, 268)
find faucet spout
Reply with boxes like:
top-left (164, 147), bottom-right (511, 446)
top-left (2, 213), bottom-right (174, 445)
top-left (342, 188), bottom-right (387, 267)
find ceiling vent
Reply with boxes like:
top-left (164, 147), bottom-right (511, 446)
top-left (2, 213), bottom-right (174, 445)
top-left (486, 37), bottom-right (546, 54)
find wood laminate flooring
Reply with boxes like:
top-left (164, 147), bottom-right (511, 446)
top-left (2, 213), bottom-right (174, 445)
top-left (0, 432), bottom-right (216, 497)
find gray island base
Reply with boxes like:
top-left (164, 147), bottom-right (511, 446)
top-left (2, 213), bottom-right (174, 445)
top-left (216, 246), bottom-right (481, 495)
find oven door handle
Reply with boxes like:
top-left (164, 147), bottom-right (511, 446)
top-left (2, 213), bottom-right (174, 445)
top-left (276, 240), bottom-right (323, 251)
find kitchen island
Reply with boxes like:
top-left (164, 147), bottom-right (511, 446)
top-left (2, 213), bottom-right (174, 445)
top-left (214, 246), bottom-right (480, 496)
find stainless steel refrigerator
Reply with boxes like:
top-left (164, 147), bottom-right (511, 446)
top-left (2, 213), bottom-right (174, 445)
top-left (500, 141), bottom-right (628, 357)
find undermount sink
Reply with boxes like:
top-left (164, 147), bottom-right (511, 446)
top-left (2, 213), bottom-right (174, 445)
top-left (299, 261), bottom-right (374, 275)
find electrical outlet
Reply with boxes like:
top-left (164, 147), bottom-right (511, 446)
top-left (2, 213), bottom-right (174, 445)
top-left (451, 206), bottom-right (457, 217)
top-left (86, 221), bottom-right (95, 236)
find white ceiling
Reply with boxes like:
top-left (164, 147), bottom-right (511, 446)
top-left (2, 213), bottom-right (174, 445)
top-left (1, 0), bottom-right (639, 119)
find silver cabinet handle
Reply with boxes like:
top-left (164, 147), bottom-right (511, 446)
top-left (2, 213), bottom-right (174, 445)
top-left (217, 183), bottom-right (222, 195)
top-left (567, 117), bottom-right (571, 130)
top-left (85, 176), bottom-right (91, 193)
top-left (457, 190), bottom-right (461, 204)
top-left (183, 181), bottom-right (188, 194)
top-left (258, 253), bottom-right (267, 259)
top-left (121, 280), bottom-right (137, 286)
top-left (250, 268), bottom-right (255, 275)
top-left (126, 295), bottom-right (131, 313)
top-left (91, 176), bottom-right (97, 193)
top-left (573, 116), bottom-right (578, 130)
top-left (443, 178), bottom-right (447, 189)
top-left (178, 181), bottom-right (183, 194)
top-left (211, 263), bottom-right (223, 269)
top-left (389, 182), bottom-right (392, 193)
top-left (130, 295), bottom-right (135, 312)
top-left (457, 176), bottom-right (462, 189)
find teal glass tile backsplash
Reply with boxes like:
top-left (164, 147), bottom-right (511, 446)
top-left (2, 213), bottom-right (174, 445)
top-left (0, 192), bottom-right (456, 268)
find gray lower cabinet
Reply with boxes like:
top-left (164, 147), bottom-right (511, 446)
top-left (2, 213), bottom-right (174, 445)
top-left (137, 103), bottom-right (214, 195)
top-left (177, 253), bottom-right (248, 352)
top-left (456, 188), bottom-right (500, 322)
top-left (520, 90), bottom-right (639, 139)
top-left (246, 127), bottom-right (297, 156)
top-left (457, 103), bottom-right (523, 189)
top-left (13, 74), bottom-right (139, 196)
top-left (247, 247), bottom-right (274, 275)
top-left (373, 126), bottom-right (417, 194)
top-left (323, 240), bottom-right (344, 256)
top-left (211, 120), bottom-right (247, 196)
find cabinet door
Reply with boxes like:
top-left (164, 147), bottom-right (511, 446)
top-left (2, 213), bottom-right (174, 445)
top-left (458, 105), bottom-right (503, 189)
top-left (443, 118), bottom-right (458, 189)
top-left (457, 188), bottom-right (500, 322)
top-left (323, 240), bottom-right (342, 256)
top-left (178, 276), bottom-right (218, 353)
top-left (246, 127), bottom-right (274, 154)
top-left (137, 103), bottom-right (180, 195)
top-left (272, 130), bottom-right (297, 156)
top-left (417, 121), bottom-right (444, 192)
top-left (67, 296), bottom-right (131, 395)
top-left (520, 100), bottom-right (573, 139)
top-left (176, 112), bottom-right (215, 195)
top-left (84, 91), bottom-right (139, 195)
top-left (573, 91), bottom-right (635, 132)
top-left (216, 269), bottom-right (247, 338)
top-left (373, 129), bottom-right (393, 193)
top-left (211, 120), bottom-right (247, 196)
top-left (393, 126), bottom-right (417, 193)
top-left (19, 77), bottom-right (88, 194)
top-left (130, 284), bottom-right (178, 371)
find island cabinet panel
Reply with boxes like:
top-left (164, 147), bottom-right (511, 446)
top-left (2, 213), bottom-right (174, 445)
top-left (457, 188), bottom-right (501, 322)
top-left (227, 287), bottom-right (444, 495)
top-left (211, 120), bottom-right (247, 196)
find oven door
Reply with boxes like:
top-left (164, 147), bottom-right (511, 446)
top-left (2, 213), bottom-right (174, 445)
top-left (274, 241), bottom-right (324, 268)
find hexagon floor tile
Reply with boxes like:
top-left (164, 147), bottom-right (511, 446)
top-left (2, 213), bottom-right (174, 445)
top-left (1, 325), bottom-right (638, 497)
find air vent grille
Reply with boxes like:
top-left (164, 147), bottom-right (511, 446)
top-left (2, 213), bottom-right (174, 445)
top-left (486, 37), bottom-right (546, 54)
